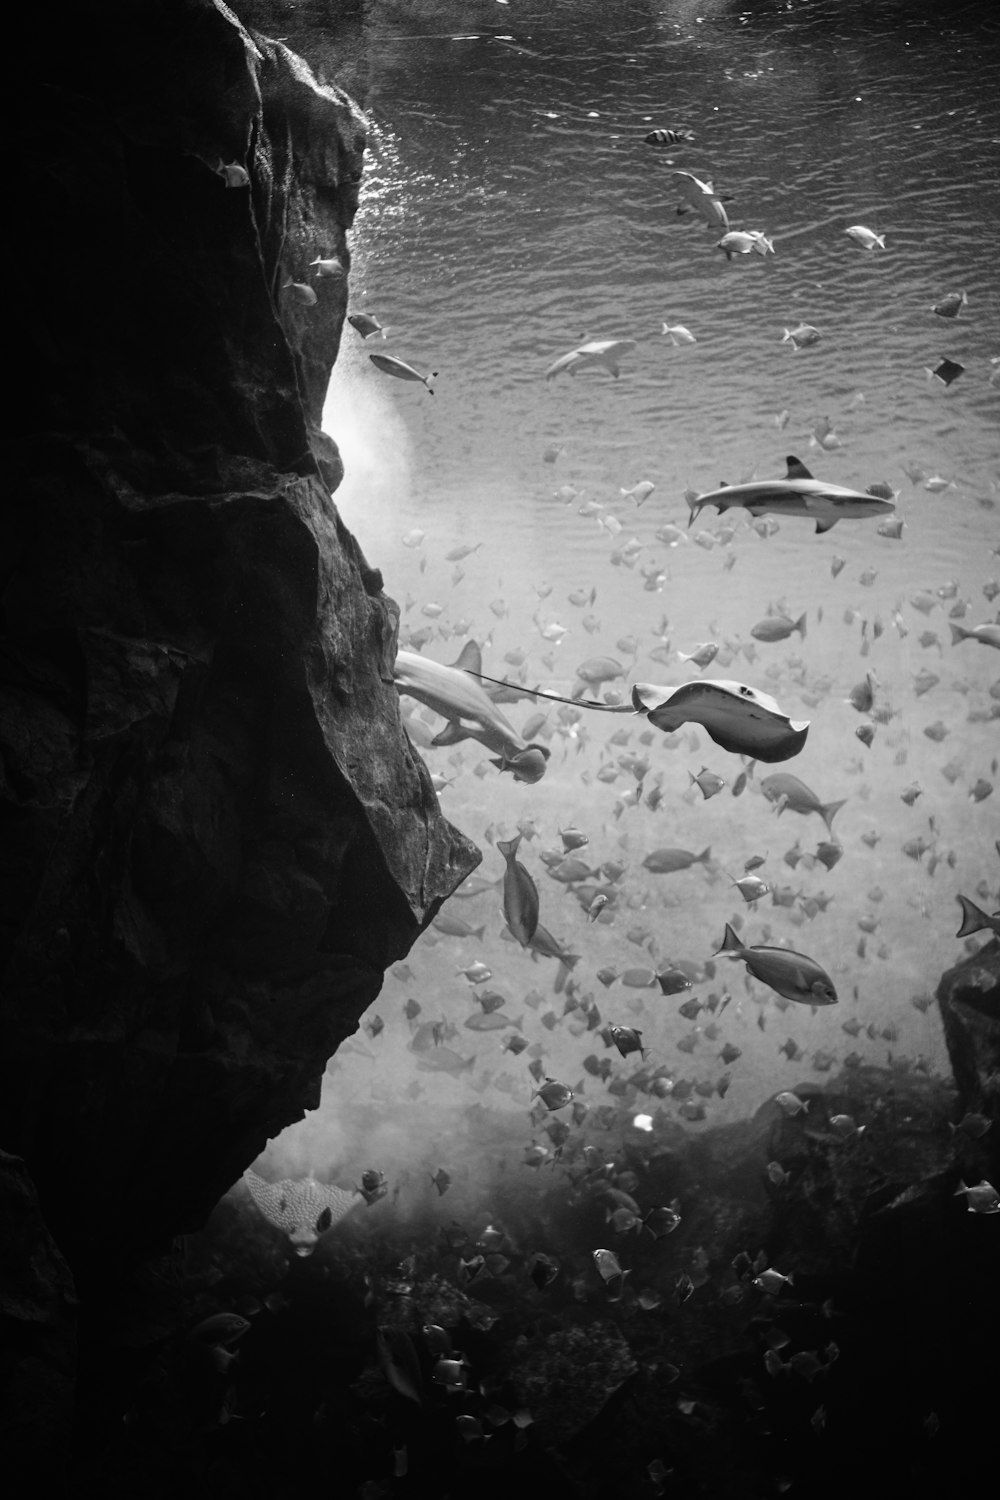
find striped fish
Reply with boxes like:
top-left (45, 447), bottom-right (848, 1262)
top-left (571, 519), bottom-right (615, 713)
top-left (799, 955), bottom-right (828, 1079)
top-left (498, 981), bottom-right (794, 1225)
top-left (644, 127), bottom-right (695, 146)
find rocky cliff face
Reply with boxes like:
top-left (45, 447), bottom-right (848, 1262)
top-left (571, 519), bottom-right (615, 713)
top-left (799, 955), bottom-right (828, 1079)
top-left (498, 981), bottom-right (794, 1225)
top-left (0, 0), bottom-right (478, 1307)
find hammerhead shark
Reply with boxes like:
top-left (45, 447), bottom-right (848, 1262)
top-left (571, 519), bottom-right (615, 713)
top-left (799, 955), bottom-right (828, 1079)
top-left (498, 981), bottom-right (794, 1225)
top-left (394, 641), bottom-right (551, 783)
top-left (686, 456), bottom-right (896, 534)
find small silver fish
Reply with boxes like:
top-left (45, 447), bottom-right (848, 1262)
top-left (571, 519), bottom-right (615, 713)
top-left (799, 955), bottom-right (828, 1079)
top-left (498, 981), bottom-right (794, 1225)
top-left (370, 353), bottom-right (437, 393)
top-left (662, 322), bottom-right (697, 345)
top-left (845, 225), bottom-right (885, 250)
top-left (782, 324), bottom-right (822, 350)
top-left (216, 160), bottom-right (250, 188)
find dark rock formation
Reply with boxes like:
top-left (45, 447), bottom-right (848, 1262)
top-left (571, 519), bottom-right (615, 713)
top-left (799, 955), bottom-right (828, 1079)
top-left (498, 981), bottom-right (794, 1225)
top-left (1, 0), bottom-right (478, 1318)
top-left (936, 937), bottom-right (1000, 1167)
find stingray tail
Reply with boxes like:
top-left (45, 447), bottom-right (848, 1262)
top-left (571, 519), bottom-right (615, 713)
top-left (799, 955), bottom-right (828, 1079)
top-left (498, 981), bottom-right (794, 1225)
top-left (467, 670), bottom-right (633, 712)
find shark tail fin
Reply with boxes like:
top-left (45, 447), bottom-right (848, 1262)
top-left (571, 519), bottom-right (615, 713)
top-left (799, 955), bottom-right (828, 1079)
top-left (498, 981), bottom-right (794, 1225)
top-left (684, 489), bottom-right (701, 528)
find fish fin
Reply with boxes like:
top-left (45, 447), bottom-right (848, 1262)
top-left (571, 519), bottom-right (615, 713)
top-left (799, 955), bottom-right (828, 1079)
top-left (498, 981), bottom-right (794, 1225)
top-left (795, 613), bottom-right (807, 637)
top-left (452, 640), bottom-right (483, 675)
top-left (814, 518), bottom-right (838, 534)
top-left (955, 894), bottom-right (989, 939)
top-left (497, 835), bottom-right (521, 859)
top-left (431, 722), bottom-right (469, 746)
top-left (609, 363), bottom-right (621, 377)
top-left (684, 489), bottom-right (702, 528)
top-left (820, 798), bottom-right (847, 833)
top-left (714, 922), bottom-right (744, 956)
top-left (785, 456), bottom-right (813, 480)
top-left (948, 623), bottom-right (968, 646)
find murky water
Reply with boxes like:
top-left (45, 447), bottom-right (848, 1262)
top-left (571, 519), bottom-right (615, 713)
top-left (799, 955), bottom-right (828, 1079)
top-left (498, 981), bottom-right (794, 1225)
top-left (301, 0), bottom-right (1000, 1154)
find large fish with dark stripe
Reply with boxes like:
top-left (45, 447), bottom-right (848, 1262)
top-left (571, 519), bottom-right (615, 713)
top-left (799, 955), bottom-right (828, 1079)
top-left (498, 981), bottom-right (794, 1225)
top-left (685, 456), bottom-right (896, 534)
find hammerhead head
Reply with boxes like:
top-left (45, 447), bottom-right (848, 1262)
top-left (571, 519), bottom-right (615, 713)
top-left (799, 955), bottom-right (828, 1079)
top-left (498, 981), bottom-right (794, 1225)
top-left (394, 641), bottom-right (551, 783)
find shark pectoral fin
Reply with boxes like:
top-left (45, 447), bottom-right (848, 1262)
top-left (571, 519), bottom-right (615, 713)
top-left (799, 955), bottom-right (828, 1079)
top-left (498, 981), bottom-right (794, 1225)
top-left (814, 518), bottom-right (838, 533)
top-left (430, 722), bottom-right (469, 746)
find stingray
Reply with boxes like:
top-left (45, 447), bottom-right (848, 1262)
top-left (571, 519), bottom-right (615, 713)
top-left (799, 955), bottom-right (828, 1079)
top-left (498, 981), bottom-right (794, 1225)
top-left (243, 1169), bottom-right (364, 1256)
top-left (466, 673), bottom-right (809, 763)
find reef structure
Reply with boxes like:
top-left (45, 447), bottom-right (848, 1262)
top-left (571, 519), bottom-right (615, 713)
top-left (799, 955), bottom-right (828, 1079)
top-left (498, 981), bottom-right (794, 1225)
top-left (0, 0), bottom-right (478, 1325)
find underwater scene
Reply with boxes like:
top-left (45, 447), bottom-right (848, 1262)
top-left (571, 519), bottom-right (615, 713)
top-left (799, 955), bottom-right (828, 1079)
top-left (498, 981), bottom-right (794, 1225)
top-left (155, 4), bottom-right (999, 1497)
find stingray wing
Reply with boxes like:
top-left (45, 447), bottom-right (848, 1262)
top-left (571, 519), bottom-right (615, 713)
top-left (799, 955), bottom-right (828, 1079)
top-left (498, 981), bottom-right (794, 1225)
top-left (632, 680), bottom-right (809, 762)
top-left (244, 1170), bottom-right (361, 1236)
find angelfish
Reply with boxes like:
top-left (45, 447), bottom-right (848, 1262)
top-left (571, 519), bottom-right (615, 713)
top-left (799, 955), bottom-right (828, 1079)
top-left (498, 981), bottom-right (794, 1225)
top-left (497, 834), bottom-right (540, 947)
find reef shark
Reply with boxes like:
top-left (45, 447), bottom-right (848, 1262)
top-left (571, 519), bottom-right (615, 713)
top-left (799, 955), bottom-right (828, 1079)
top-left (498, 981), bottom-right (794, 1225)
top-left (544, 339), bottom-right (638, 380)
top-left (394, 641), bottom-right (551, 782)
top-left (685, 456), bottom-right (896, 534)
top-left (672, 170), bottom-right (730, 232)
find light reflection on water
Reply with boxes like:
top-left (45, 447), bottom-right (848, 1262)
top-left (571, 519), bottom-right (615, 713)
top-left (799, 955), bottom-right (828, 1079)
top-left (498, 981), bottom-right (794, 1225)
top-left (320, 0), bottom-right (1000, 1128)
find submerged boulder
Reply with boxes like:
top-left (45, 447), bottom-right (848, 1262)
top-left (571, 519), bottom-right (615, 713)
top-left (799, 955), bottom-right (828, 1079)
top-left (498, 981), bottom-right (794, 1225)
top-left (0, 0), bottom-right (477, 1296)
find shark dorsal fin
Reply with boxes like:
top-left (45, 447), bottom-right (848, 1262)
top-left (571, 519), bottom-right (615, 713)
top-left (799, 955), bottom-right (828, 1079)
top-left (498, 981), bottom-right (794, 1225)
top-left (786, 456), bottom-right (813, 480)
top-left (452, 640), bottom-right (482, 675)
top-left (719, 480), bottom-right (730, 488)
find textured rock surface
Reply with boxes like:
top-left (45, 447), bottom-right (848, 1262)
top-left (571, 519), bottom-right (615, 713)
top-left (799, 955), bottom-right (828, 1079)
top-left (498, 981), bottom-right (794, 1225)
top-left (936, 936), bottom-right (1000, 1176)
top-left (1, 0), bottom-right (478, 1293)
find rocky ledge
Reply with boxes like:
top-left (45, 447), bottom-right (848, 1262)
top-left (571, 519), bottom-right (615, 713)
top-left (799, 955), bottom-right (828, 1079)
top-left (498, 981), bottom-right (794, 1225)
top-left (0, 0), bottom-right (477, 1319)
